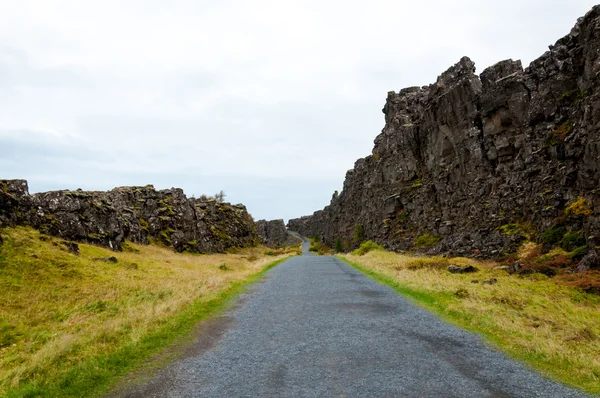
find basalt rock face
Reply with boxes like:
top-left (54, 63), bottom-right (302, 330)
top-left (289, 7), bottom-right (600, 258)
top-left (0, 180), bottom-right (259, 253)
top-left (255, 219), bottom-right (298, 248)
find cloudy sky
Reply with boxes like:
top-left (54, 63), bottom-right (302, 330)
top-left (0, 1), bottom-right (597, 221)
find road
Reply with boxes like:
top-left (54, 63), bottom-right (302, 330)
top-left (115, 235), bottom-right (588, 397)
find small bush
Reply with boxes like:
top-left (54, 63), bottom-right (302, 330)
top-left (353, 224), bottom-right (364, 244)
top-left (541, 225), bottom-right (566, 246)
top-left (565, 197), bottom-right (593, 219)
top-left (561, 230), bottom-right (586, 251)
top-left (351, 240), bottom-right (384, 256)
top-left (570, 246), bottom-right (588, 261)
top-left (334, 237), bottom-right (344, 253)
top-left (309, 240), bottom-right (332, 255)
top-left (414, 233), bottom-right (441, 249)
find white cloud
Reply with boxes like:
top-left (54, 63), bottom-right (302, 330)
top-left (0, 0), bottom-right (598, 220)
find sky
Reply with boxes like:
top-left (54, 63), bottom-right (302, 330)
top-left (0, 1), bottom-right (598, 222)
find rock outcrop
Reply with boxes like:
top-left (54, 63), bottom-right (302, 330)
top-left (255, 219), bottom-right (299, 248)
top-left (1, 180), bottom-right (259, 253)
top-left (289, 6), bottom-right (600, 260)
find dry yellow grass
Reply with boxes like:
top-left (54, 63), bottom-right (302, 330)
top-left (339, 250), bottom-right (600, 394)
top-left (0, 226), bottom-right (290, 395)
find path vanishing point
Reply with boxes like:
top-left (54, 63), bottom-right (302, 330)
top-left (114, 236), bottom-right (588, 398)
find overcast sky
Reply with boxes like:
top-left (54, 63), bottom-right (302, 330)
top-left (0, 1), bottom-right (597, 221)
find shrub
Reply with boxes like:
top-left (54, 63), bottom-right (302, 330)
top-left (565, 197), bottom-right (593, 219)
top-left (541, 225), bottom-right (566, 246)
top-left (414, 233), bottom-right (441, 249)
top-left (334, 237), bottom-right (344, 253)
top-left (309, 240), bottom-right (332, 255)
top-left (570, 246), bottom-right (588, 261)
top-left (561, 230), bottom-right (586, 251)
top-left (353, 224), bottom-right (364, 244)
top-left (351, 240), bottom-right (384, 256)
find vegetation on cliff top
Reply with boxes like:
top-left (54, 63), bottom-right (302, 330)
top-left (0, 226), bottom-right (290, 397)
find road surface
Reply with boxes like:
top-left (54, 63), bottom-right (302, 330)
top-left (114, 235), bottom-right (587, 397)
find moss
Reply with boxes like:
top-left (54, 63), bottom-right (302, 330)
top-left (500, 223), bottom-right (520, 235)
top-left (159, 216), bottom-right (171, 221)
top-left (561, 230), bottom-right (586, 251)
top-left (159, 229), bottom-right (176, 245)
top-left (372, 152), bottom-right (381, 161)
top-left (210, 225), bottom-right (231, 241)
top-left (87, 233), bottom-right (102, 240)
top-left (158, 206), bottom-right (175, 216)
top-left (414, 233), bottom-right (441, 249)
top-left (499, 222), bottom-right (535, 239)
top-left (570, 246), bottom-right (588, 261)
top-left (411, 178), bottom-right (423, 188)
top-left (353, 224), bottom-right (364, 244)
top-left (565, 197), bottom-right (593, 219)
top-left (541, 225), bottom-right (566, 246)
top-left (560, 89), bottom-right (587, 102)
top-left (139, 218), bottom-right (149, 233)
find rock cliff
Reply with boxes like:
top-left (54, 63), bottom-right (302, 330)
top-left (289, 6), bottom-right (600, 263)
top-left (255, 219), bottom-right (299, 248)
top-left (1, 180), bottom-right (259, 253)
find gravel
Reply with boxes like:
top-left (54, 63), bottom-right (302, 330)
top-left (116, 238), bottom-right (588, 397)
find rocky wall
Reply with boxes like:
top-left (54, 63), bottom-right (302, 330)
top-left (0, 180), bottom-right (259, 253)
top-left (289, 6), bottom-right (600, 264)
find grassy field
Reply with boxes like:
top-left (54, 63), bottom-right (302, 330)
top-left (338, 246), bottom-right (600, 395)
top-left (0, 226), bottom-right (296, 397)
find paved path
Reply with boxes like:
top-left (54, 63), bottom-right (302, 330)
top-left (117, 236), bottom-right (587, 397)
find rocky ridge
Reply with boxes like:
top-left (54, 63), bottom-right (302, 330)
top-left (288, 6), bottom-right (600, 270)
top-left (0, 179), bottom-right (260, 253)
top-left (255, 219), bottom-right (300, 248)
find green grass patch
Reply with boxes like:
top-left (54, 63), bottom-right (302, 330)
top-left (5, 256), bottom-right (289, 398)
top-left (337, 255), bottom-right (599, 395)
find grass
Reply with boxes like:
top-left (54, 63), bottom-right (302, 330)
top-left (413, 233), bottom-right (441, 249)
top-left (338, 250), bottom-right (600, 395)
top-left (350, 240), bottom-right (384, 256)
top-left (308, 239), bottom-right (332, 255)
top-left (0, 226), bottom-right (291, 397)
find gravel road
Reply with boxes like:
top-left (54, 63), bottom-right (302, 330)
top-left (115, 236), bottom-right (588, 397)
